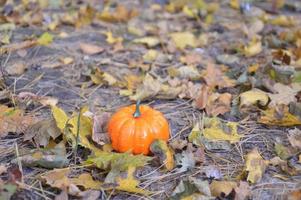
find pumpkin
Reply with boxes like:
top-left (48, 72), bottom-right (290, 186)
top-left (108, 101), bottom-right (170, 155)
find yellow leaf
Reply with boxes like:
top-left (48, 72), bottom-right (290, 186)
top-left (239, 89), bottom-right (269, 108)
top-left (244, 38), bottom-right (262, 57)
top-left (203, 118), bottom-right (241, 143)
top-left (229, 0), bottom-right (239, 9)
top-left (116, 167), bottom-right (151, 195)
top-left (60, 57), bottom-right (74, 65)
top-left (259, 107), bottom-right (301, 126)
top-left (269, 15), bottom-right (295, 27)
top-left (51, 106), bottom-right (69, 132)
top-left (210, 181), bottom-right (237, 197)
top-left (37, 32), bottom-right (53, 46)
top-left (105, 31), bottom-right (123, 44)
top-left (169, 32), bottom-right (197, 49)
top-left (143, 49), bottom-right (158, 62)
top-left (245, 148), bottom-right (268, 183)
top-left (70, 173), bottom-right (102, 190)
top-left (150, 140), bottom-right (175, 171)
top-left (132, 36), bottom-right (160, 47)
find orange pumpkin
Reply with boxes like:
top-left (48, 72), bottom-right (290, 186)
top-left (107, 101), bottom-right (170, 155)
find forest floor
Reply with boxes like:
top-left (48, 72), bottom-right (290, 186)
top-left (1, 0), bottom-right (301, 199)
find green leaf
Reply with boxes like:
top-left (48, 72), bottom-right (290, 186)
top-left (37, 32), bottom-right (53, 46)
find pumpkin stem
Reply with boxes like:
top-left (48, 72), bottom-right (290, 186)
top-left (133, 100), bottom-right (141, 118)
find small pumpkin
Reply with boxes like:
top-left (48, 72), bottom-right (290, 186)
top-left (108, 101), bottom-right (170, 155)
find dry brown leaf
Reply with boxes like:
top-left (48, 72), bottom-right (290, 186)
top-left (202, 64), bottom-right (235, 89)
top-left (79, 43), bottom-right (104, 55)
top-left (268, 83), bottom-right (301, 106)
top-left (234, 181), bottom-right (251, 200)
top-left (6, 61), bottom-right (27, 76)
top-left (193, 85), bottom-right (210, 110)
top-left (92, 112), bottom-right (111, 146)
top-left (0, 105), bottom-right (36, 138)
top-left (180, 52), bottom-right (202, 65)
top-left (97, 5), bottom-right (138, 23)
top-left (24, 119), bottom-right (61, 147)
top-left (0, 165), bottom-right (7, 175)
top-left (205, 93), bottom-right (232, 116)
top-left (17, 92), bottom-right (58, 106)
top-left (288, 128), bottom-right (301, 150)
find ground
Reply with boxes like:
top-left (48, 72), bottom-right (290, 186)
top-left (1, 0), bottom-right (301, 199)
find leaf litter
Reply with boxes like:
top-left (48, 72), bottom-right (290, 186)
top-left (0, 0), bottom-right (301, 199)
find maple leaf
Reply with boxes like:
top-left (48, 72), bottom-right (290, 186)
top-left (245, 148), bottom-right (268, 183)
top-left (0, 105), bottom-right (36, 138)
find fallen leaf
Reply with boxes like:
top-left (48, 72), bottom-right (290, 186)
top-left (143, 49), bottom-right (158, 62)
top-left (201, 64), bottom-right (235, 89)
top-left (79, 43), bottom-right (104, 55)
top-left (245, 148), bottom-right (268, 183)
top-left (269, 15), bottom-right (296, 27)
top-left (288, 128), bottom-right (301, 150)
top-left (210, 180), bottom-right (237, 197)
top-left (130, 73), bottom-right (161, 101)
top-left (17, 92), bottom-right (58, 106)
top-left (86, 151), bottom-right (152, 172)
top-left (70, 173), bottom-right (102, 190)
top-left (234, 181), bottom-right (251, 200)
top-left (268, 83), bottom-right (301, 106)
top-left (51, 105), bottom-right (69, 132)
top-left (92, 112), bottom-right (111, 146)
top-left (60, 57), bottom-right (74, 65)
top-left (0, 105), bottom-right (36, 138)
top-left (37, 32), bottom-right (53, 46)
top-left (15, 142), bottom-right (68, 168)
top-left (169, 32), bottom-right (197, 49)
top-left (170, 179), bottom-right (211, 199)
top-left (239, 89), bottom-right (269, 108)
top-left (274, 143), bottom-right (292, 160)
top-left (0, 40), bottom-right (36, 54)
top-left (244, 38), bottom-right (262, 57)
top-left (150, 140), bottom-right (175, 171)
top-left (104, 31), bottom-right (123, 44)
top-left (97, 5), bottom-right (138, 23)
top-left (204, 92), bottom-right (232, 116)
top-left (216, 54), bottom-right (239, 66)
top-left (180, 52), bottom-right (202, 65)
top-left (132, 36), bottom-right (160, 47)
top-left (114, 167), bottom-right (151, 195)
top-left (259, 106), bottom-right (301, 126)
top-left (203, 117), bottom-right (241, 143)
top-left (168, 66), bottom-right (201, 80)
top-left (24, 119), bottom-right (61, 147)
top-left (5, 61), bottom-right (27, 75)
top-left (175, 151), bottom-right (196, 172)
